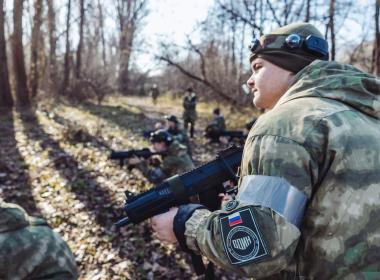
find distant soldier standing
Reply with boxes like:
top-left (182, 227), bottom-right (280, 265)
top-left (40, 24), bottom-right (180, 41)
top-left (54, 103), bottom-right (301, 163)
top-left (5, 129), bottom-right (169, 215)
top-left (151, 84), bottom-right (160, 105)
top-left (182, 87), bottom-right (197, 138)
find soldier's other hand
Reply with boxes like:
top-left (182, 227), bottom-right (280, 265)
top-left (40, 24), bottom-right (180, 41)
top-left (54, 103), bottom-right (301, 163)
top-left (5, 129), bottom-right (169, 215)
top-left (128, 156), bottom-right (142, 165)
top-left (151, 207), bottom-right (178, 244)
top-left (219, 136), bottom-right (229, 144)
top-left (219, 193), bottom-right (232, 203)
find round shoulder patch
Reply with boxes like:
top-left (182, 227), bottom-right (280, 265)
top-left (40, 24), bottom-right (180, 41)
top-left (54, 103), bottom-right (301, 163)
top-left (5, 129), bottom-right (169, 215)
top-left (225, 200), bottom-right (239, 211)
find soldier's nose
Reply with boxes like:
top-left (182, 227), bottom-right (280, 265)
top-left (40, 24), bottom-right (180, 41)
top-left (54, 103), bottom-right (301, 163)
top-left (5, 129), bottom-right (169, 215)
top-left (247, 76), bottom-right (255, 89)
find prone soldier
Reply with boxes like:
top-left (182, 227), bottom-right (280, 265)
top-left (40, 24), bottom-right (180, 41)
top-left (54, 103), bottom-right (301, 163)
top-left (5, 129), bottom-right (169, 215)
top-left (127, 129), bottom-right (194, 184)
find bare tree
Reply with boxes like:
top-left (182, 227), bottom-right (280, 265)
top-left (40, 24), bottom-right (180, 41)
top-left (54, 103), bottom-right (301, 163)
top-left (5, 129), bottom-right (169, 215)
top-left (158, 53), bottom-right (237, 104)
top-left (305, 0), bottom-right (311, 22)
top-left (0, 0), bottom-right (13, 108)
top-left (12, 0), bottom-right (30, 107)
top-left (75, 0), bottom-right (85, 78)
top-left (60, 0), bottom-right (71, 95)
top-left (372, 0), bottom-right (380, 75)
top-left (98, 0), bottom-right (107, 67)
top-left (29, 0), bottom-right (43, 97)
top-left (117, 0), bottom-right (148, 94)
top-left (46, 0), bottom-right (57, 93)
top-left (326, 0), bottom-right (336, 60)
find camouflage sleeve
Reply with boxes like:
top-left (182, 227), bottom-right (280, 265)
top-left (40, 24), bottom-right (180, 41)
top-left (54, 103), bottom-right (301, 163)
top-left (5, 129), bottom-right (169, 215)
top-left (135, 160), bottom-right (167, 184)
top-left (182, 135), bottom-right (317, 278)
top-left (160, 155), bottom-right (179, 176)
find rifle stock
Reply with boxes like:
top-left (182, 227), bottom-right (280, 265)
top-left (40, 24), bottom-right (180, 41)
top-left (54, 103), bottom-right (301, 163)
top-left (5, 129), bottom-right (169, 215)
top-left (116, 145), bottom-right (243, 227)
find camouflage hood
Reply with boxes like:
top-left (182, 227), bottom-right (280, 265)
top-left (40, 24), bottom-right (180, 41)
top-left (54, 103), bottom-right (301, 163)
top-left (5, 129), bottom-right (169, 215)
top-left (277, 60), bottom-right (380, 119)
top-left (0, 201), bottom-right (46, 233)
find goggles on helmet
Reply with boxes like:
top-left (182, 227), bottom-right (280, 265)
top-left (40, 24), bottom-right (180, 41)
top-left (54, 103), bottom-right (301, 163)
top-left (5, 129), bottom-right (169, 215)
top-left (249, 33), bottom-right (329, 60)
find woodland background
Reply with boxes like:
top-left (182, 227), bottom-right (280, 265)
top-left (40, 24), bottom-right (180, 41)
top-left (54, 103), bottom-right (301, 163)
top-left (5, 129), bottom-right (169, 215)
top-left (0, 0), bottom-right (379, 279)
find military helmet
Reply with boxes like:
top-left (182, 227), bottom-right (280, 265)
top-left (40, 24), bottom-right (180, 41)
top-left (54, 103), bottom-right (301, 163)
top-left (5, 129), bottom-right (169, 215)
top-left (165, 115), bottom-right (178, 123)
top-left (150, 129), bottom-right (173, 145)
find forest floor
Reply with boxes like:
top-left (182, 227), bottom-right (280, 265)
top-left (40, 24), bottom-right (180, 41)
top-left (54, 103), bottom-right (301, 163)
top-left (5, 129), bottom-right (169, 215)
top-left (0, 94), bottom-right (257, 280)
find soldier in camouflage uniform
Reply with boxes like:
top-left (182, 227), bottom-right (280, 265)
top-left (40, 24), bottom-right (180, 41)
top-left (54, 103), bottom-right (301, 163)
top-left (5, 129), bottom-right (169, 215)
top-left (182, 87), bottom-right (197, 138)
top-left (128, 129), bottom-right (194, 184)
top-left (151, 22), bottom-right (380, 279)
top-left (0, 200), bottom-right (78, 279)
top-left (205, 108), bottom-right (227, 143)
top-left (151, 84), bottom-right (160, 105)
top-left (165, 115), bottom-right (192, 157)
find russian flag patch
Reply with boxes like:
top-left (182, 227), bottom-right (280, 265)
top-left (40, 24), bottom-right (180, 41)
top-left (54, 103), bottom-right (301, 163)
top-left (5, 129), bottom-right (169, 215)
top-left (228, 212), bottom-right (243, 226)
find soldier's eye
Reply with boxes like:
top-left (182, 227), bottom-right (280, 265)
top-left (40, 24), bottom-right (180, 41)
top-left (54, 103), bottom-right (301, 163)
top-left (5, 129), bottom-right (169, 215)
top-left (252, 63), bottom-right (262, 72)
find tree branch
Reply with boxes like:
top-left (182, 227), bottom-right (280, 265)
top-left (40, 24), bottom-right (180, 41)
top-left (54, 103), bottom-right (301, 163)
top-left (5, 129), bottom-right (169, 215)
top-left (157, 54), bottom-right (237, 104)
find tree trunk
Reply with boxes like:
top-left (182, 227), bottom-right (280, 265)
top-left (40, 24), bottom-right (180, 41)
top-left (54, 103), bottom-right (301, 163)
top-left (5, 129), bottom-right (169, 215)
top-left (46, 0), bottom-right (57, 94)
top-left (305, 0), bottom-right (311, 22)
top-left (118, 0), bottom-right (133, 94)
top-left (98, 0), bottom-right (107, 67)
top-left (117, 0), bottom-right (147, 94)
top-left (373, 0), bottom-right (380, 75)
top-left (328, 0), bottom-right (336, 61)
top-left (0, 0), bottom-right (13, 108)
top-left (60, 0), bottom-right (71, 95)
top-left (12, 0), bottom-right (30, 107)
top-left (29, 0), bottom-right (43, 97)
top-left (75, 0), bottom-right (85, 78)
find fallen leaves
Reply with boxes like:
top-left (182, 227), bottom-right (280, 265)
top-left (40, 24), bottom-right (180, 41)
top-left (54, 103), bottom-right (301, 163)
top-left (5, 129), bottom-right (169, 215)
top-left (0, 96), bottom-right (246, 280)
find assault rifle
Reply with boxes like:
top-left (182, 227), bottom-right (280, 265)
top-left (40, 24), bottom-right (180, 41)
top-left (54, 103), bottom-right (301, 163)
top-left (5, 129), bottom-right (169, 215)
top-left (115, 145), bottom-right (243, 227)
top-left (109, 148), bottom-right (160, 167)
top-left (205, 129), bottom-right (245, 143)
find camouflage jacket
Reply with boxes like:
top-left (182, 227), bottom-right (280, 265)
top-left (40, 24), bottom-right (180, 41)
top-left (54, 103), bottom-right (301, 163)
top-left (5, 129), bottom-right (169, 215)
top-left (206, 115), bottom-right (227, 135)
top-left (183, 94), bottom-right (197, 122)
top-left (167, 126), bottom-right (192, 156)
top-left (0, 201), bottom-right (78, 279)
top-left (182, 61), bottom-right (380, 279)
top-left (168, 125), bottom-right (189, 146)
top-left (136, 141), bottom-right (194, 184)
